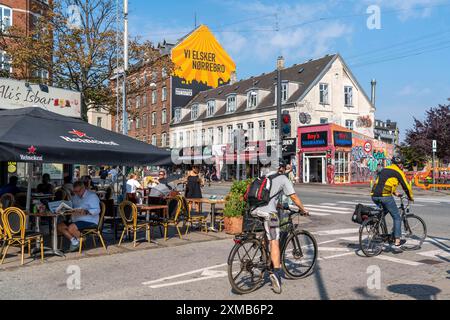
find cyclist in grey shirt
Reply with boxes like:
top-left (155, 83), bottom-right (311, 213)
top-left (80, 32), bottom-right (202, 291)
top-left (251, 161), bottom-right (309, 294)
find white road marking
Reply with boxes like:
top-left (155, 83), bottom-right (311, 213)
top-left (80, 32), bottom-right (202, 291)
top-left (338, 201), bottom-right (374, 206)
top-left (321, 252), bottom-right (355, 260)
top-left (308, 211), bottom-right (331, 216)
top-left (148, 273), bottom-right (227, 289)
top-left (320, 203), bottom-right (338, 206)
top-left (374, 255), bottom-right (424, 266)
top-left (141, 263), bottom-right (228, 285)
top-left (305, 205), bottom-right (353, 212)
top-left (417, 249), bottom-right (450, 258)
top-left (414, 198), bottom-right (442, 203)
top-left (317, 239), bottom-right (340, 245)
top-left (340, 236), bottom-right (360, 242)
top-left (318, 247), bottom-right (350, 252)
top-left (313, 228), bottom-right (359, 236)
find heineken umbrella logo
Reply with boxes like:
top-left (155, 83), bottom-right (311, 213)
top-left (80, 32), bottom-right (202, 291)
top-left (61, 129), bottom-right (119, 146)
top-left (20, 145), bottom-right (43, 161)
top-left (69, 129), bottom-right (93, 139)
top-left (27, 145), bottom-right (37, 154)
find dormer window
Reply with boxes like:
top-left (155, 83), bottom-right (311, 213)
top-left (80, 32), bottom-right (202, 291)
top-left (191, 104), bottom-right (199, 120)
top-left (207, 100), bottom-right (215, 117)
top-left (174, 108), bottom-right (181, 123)
top-left (226, 95), bottom-right (236, 113)
top-left (247, 90), bottom-right (258, 109)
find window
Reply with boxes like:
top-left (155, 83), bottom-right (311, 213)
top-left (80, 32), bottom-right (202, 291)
top-left (334, 152), bottom-right (350, 183)
top-left (320, 118), bottom-right (328, 124)
top-left (237, 123), bottom-right (243, 131)
top-left (143, 94), bottom-right (147, 106)
top-left (161, 109), bottom-right (167, 124)
top-left (142, 114), bottom-right (147, 128)
top-left (270, 119), bottom-right (277, 140)
top-left (162, 67), bottom-right (167, 78)
top-left (344, 86), bottom-right (353, 106)
top-left (192, 130), bottom-right (198, 146)
top-left (174, 108), bottom-right (181, 123)
top-left (151, 112), bottom-right (156, 126)
top-left (136, 96), bottom-right (141, 109)
top-left (218, 127), bottom-right (223, 144)
top-left (227, 125), bottom-right (233, 144)
top-left (207, 100), bottom-right (215, 117)
top-left (0, 51), bottom-right (11, 72)
top-left (161, 132), bottom-right (167, 147)
top-left (186, 131), bottom-right (191, 146)
top-left (96, 117), bottom-right (102, 127)
top-left (127, 119), bottom-right (132, 131)
top-left (258, 120), bottom-right (266, 140)
top-left (152, 134), bottom-right (157, 146)
top-left (179, 132), bottom-right (184, 147)
top-left (226, 95), bottom-right (236, 113)
top-left (162, 87), bottom-right (167, 101)
top-left (281, 82), bottom-right (288, 102)
top-left (191, 104), bottom-right (199, 120)
top-left (208, 128), bottom-right (214, 145)
top-left (0, 5), bottom-right (12, 31)
top-left (152, 71), bottom-right (157, 81)
top-left (135, 117), bottom-right (140, 129)
top-left (247, 122), bottom-right (254, 141)
top-left (151, 90), bottom-right (157, 104)
top-left (345, 119), bottom-right (354, 130)
top-left (320, 83), bottom-right (329, 104)
top-left (201, 129), bottom-right (206, 146)
top-left (32, 69), bottom-right (49, 80)
top-left (247, 91), bottom-right (258, 109)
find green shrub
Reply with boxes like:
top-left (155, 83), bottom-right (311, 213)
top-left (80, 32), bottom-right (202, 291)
top-left (223, 178), bottom-right (254, 217)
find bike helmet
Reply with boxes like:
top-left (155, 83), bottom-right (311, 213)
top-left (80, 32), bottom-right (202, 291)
top-left (278, 159), bottom-right (288, 168)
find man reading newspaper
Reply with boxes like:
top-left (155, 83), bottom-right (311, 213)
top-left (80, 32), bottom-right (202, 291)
top-left (57, 181), bottom-right (100, 252)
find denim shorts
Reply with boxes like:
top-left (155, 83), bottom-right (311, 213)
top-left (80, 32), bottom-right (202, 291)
top-left (65, 221), bottom-right (98, 230)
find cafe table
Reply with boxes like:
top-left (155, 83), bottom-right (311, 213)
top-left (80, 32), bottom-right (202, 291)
top-left (186, 198), bottom-right (226, 232)
top-left (25, 211), bottom-right (73, 257)
top-left (136, 204), bottom-right (168, 243)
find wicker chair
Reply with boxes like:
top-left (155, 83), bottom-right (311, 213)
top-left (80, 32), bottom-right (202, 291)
top-left (161, 195), bottom-right (188, 241)
top-left (78, 201), bottom-right (107, 254)
top-left (1, 207), bottom-right (44, 265)
top-left (118, 201), bottom-right (151, 247)
top-left (183, 197), bottom-right (208, 235)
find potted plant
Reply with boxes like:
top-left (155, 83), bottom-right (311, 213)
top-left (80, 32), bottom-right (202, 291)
top-left (223, 179), bottom-right (253, 235)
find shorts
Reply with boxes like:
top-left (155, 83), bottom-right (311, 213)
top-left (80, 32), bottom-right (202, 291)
top-left (250, 209), bottom-right (280, 241)
top-left (64, 220), bottom-right (98, 230)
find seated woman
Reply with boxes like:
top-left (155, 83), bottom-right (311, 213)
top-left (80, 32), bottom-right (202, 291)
top-left (37, 173), bottom-right (54, 194)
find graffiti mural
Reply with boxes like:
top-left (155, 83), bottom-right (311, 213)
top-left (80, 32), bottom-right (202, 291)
top-left (351, 133), bottom-right (394, 183)
top-left (327, 164), bottom-right (335, 184)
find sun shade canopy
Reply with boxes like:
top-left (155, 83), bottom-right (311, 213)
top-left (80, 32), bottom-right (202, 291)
top-left (0, 107), bottom-right (172, 166)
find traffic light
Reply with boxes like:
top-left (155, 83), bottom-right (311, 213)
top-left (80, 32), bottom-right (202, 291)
top-left (281, 110), bottom-right (291, 138)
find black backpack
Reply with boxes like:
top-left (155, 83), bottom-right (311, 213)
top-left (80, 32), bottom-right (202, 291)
top-left (244, 173), bottom-right (281, 209)
top-left (351, 204), bottom-right (375, 224)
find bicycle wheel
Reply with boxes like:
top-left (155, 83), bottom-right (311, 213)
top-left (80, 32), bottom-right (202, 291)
top-left (227, 239), bottom-right (266, 294)
top-left (281, 230), bottom-right (318, 279)
top-left (359, 218), bottom-right (384, 257)
top-left (401, 214), bottom-right (427, 250)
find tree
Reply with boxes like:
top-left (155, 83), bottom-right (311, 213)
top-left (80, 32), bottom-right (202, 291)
top-left (404, 103), bottom-right (450, 164)
top-left (0, 0), bottom-right (174, 121)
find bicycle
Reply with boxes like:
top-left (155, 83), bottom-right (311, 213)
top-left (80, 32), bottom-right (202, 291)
top-left (359, 195), bottom-right (427, 257)
top-left (227, 206), bottom-right (318, 294)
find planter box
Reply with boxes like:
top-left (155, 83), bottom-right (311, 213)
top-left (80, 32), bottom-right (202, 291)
top-left (224, 216), bottom-right (243, 235)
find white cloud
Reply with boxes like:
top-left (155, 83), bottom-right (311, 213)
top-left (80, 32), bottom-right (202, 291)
top-left (361, 0), bottom-right (449, 21)
top-left (398, 85), bottom-right (432, 96)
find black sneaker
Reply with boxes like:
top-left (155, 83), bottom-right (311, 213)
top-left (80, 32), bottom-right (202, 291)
top-left (394, 239), bottom-right (407, 247)
top-left (269, 272), bottom-right (282, 294)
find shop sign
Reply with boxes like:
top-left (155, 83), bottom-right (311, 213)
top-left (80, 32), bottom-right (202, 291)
top-left (282, 138), bottom-right (296, 156)
top-left (7, 162), bottom-right (16, 173)
top-left (333, 131), bottom-right (352, 147)
top-left (301, 131), bottom-right (328, 148)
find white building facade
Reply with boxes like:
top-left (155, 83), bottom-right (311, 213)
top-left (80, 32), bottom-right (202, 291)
top-left (170, 54), bottom-right (375, 180)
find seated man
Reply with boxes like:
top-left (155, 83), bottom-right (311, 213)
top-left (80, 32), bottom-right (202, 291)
top-left (0, 176), bottom-right (22, 197)
top-left (149, 169), bottom-right (173, 198)
top-left (57, 181), bottom-right (100, 252)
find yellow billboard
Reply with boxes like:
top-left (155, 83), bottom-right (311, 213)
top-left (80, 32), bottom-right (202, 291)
top-left (172, 25), bottom-right (236, 88)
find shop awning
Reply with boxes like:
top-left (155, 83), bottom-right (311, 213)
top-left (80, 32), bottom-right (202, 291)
top-left (0, 107), bottom-right (172, 166)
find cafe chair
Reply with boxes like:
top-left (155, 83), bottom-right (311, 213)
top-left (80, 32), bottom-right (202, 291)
top-left (0, 208), bottom-right (5, 257)
top-left (0, 193), bottom-right (15, 209)
top-left (161, 195), bottom-right (186, 241)
top-left (183, 197), bottom-right (208, 235)
top-left (78, 201), bottom-right (107, 254)
top-left (0, 207), bottom-right (44, 265)
top-left (118, 201), bottom-right (151, 247)
top-left (214, 205), bottom-right (225, 232)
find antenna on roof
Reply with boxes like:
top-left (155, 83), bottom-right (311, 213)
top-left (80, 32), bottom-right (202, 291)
top-left (194, 12), bottom-right (197, 29)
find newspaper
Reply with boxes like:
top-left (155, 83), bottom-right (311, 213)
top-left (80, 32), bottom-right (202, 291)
top-left (48, 200), bottom-right (75, 215)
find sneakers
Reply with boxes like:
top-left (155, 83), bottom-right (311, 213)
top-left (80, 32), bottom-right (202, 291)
top-left (394, 239), bottom-right (407, 247)
top-left (68, 243), bottom-right (80, 252)
top-left (269, 270), bottom-right (282, 294)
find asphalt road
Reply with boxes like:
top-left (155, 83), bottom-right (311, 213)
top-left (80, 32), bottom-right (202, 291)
top-left (0, 185), bottom-right (448, 300)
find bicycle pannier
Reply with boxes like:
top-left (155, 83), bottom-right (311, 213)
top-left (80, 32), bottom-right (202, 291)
top-left (351, 203), bottom-right (374, 224)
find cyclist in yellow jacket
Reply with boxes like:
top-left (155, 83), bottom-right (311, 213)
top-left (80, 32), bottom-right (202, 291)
top-left (371, 156), bottom-right (414, 247)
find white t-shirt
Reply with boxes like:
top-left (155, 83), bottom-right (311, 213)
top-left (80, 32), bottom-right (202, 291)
top-left (126, 179), bottom-right (142, 193)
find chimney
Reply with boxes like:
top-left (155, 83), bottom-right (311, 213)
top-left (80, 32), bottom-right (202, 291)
top-left (230, 71), bottom-right (237, 85)
top-left (277, 56), bottom-right (285, 70)
top-left (371, 79), bottom-right (377, 107)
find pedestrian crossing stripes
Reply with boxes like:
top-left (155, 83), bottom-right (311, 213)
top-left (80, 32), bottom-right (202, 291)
top-left (304, 203), bottom-right (354, 216)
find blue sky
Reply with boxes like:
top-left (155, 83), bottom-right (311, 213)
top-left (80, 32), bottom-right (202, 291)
top-left (128, 0), bottom-right (450, 140)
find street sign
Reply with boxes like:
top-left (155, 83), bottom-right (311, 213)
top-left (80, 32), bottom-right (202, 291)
top-left (432, 140), bottom-right (437, 152)
top-left (282, 138), bottom-right (296, 156)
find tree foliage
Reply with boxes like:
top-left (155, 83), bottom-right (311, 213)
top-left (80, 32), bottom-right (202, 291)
top-left (0, 0), bottom-right (174, 120)
top-left (404, 103), bottom-right (450, 164)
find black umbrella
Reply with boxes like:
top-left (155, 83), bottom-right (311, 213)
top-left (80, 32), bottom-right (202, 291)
top-left (0, 107), bottom-right (172, 166)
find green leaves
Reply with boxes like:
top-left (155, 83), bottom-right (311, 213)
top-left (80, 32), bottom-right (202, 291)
top-left (223, 179), bottom-right (254, 218)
